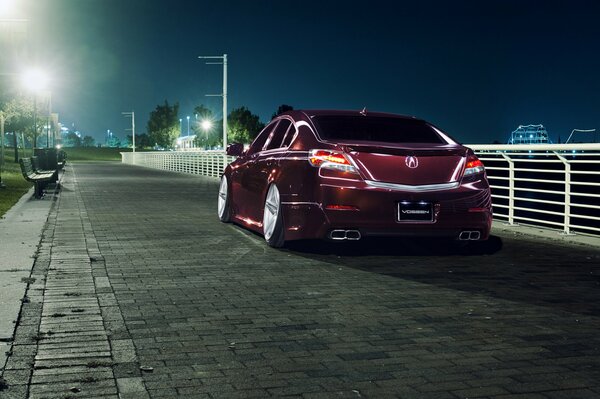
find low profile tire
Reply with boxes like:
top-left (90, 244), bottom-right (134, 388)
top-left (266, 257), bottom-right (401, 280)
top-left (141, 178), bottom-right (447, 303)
top-left (217, 176), bottom-right (231, 223)
top-left (263, 184), bottom-right (285, 248)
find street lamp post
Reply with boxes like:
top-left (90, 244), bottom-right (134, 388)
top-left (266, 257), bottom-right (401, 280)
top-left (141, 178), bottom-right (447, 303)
top-left (33, 94), bottom-right (36, 146)
top-left (21, 69), bottom-right (48, 148)
top-left (45, 91), bottom-right (52, 147)
top-left (187, 115), bottom-right (190, 136)
top-left (200, 119), bottom-right (213, 149)
top-left (0, 111), bottom-right (5, 188)
top-left (198, 54), bottom-right (227, 150)
top-left (122, 111), bottom-right (135, 161)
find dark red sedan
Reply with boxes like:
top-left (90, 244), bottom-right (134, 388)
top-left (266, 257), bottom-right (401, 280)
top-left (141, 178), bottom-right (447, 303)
top-left (218, 109), bottom-right (492, 248)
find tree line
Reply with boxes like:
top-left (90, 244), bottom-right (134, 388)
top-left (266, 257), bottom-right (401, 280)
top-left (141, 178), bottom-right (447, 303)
top-left (1, 93), bottom-right (44, 162)
top-left (0, 92), bottom-right (97, 162)
top-left (1, 87), bottom-right (294, 160)
top-left (145, 101), bottom-right (293, 149)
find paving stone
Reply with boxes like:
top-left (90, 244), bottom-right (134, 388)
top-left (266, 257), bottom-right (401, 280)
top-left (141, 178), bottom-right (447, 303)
top-left (28, 378), bottom-right (118, 398)
top-left (116, 376), bottom-right (149, 398)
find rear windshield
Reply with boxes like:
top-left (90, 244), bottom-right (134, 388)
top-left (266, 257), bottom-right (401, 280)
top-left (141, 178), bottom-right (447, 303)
top-left (312, 115), bottom-right (447, 144)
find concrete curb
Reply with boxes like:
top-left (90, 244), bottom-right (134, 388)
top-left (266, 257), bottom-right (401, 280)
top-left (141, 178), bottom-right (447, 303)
top-left (0, 184), bottom-right (58, 372)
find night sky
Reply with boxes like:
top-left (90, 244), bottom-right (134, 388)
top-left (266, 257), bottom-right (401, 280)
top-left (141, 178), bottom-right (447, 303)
top-left (11, 0), bottom-right (600, 144)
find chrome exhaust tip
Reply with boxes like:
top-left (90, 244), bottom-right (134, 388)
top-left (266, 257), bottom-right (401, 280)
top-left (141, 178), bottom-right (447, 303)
top-left (459, 231), bottom-right (481, 240)
top-left (346, 230), bottom-right (361, 240)
top-left (329, 229), bottom-right (362, 241)
top-left (329, 230), bottom-right (347, 240)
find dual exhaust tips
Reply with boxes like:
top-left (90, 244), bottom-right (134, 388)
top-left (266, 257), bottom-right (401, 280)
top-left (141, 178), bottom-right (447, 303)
top-left (329, 229), bottom-right (361, 241)
top-left (329, 229), bottom-right (480, 241)
top-left (459, 230), bottom-right (481, 240)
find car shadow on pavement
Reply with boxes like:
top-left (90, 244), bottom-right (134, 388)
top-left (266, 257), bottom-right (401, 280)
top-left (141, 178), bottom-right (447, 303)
top-left (285, 235), bottom-right (600, 316)
top-left (285, 235), bottom-right (503, 257)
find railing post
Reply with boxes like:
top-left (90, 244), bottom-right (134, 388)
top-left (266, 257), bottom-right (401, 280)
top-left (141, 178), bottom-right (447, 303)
top-left (500, 153), bottom-right (516, 225)
top-left (554, 151), bottom-right (573, 235)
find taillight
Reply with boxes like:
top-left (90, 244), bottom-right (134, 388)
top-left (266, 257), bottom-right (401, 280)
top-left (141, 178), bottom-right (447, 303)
top-left (464, 155), bottom-right (485, 176)
top-left (309, 149), bottom-right (358, 174)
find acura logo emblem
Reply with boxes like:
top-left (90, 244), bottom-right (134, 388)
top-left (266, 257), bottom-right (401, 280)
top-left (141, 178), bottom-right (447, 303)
top-left (405, 156), bottom-right (418, 169)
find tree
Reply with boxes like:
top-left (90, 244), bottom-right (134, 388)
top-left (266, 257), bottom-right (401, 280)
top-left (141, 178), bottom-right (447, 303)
top-left (228, 107), bottom-right (264, 144)
top-left (193, 104), bottom-right (213, 121)
top-left (82, 135), bottom-right (95, 147)
top-left (147, 100), bottom-right (179, 149)
top-left (63, 131), bottom-right (82, 147)
top-left (271, 104), bottom-right (293, 120)
top-left (126, 133), bottom-right (152, 149)
top-left (1, 96), bottom-right (34, 162)
top-left (137, 133), bottom-right (152, 149)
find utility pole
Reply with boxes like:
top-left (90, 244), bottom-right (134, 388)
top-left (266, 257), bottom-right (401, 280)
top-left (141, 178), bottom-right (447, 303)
top-left (122, 111), bottom-right (135, 162)
top-left (46, 91), bottom-right (52, 147)
top-left (198, 54), bottom-right (227, 150)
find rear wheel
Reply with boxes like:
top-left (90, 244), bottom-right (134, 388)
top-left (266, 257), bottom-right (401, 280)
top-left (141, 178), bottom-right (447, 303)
top-left (218, 176), bottom-right (231, 222)
top-left (263, 184), bottom-right (285, 248)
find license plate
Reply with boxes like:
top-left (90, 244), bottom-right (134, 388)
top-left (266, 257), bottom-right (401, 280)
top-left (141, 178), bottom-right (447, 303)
top-left (397, 201), bottom-right (433, 222)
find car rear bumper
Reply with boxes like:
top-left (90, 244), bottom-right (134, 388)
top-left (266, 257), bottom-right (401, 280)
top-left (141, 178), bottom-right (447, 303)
top-left (281, 177), bottom-right (492, 241)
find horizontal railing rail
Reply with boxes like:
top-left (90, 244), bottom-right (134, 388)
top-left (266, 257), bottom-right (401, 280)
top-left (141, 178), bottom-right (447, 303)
top-left (123, 144), bottom-right (600, 237)
top-left (120, 151), bottom-right (235, 179)
top-left (468, 143), bottom-right (600, 236)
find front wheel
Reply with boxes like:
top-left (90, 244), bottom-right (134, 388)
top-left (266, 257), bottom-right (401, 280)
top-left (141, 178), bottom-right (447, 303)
top-left (263, 184), bottom-right (285, 248)
top-left (217, 176), bottom-right (231, 222)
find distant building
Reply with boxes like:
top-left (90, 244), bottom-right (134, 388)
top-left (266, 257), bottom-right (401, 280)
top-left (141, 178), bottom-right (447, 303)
top-left (508, 124), bottom-right (551, 144)
top-left (176, 135), bottom-right (196, 150)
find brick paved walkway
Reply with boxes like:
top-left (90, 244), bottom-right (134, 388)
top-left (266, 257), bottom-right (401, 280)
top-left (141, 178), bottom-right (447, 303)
top-left (2, 162), bottom-right (600, 398)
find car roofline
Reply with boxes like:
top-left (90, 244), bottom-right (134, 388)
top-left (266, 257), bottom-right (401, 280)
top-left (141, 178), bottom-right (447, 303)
top-left (296, 109), bottom-right (421, 120)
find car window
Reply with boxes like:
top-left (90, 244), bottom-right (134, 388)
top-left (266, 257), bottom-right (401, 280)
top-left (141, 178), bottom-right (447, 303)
top-left (281, 122), bottom-right (297, 147)
top-left (265, 119), bottom-right (292, 150)
top-left (312, 116), bottom-right (447, 144)
top-left (247, 121), bottom-right (277, 155)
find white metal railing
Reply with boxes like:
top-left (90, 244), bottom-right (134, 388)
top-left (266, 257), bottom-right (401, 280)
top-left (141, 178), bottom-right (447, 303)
top-left (120, 151), bottom-right (235, 179)
top-left (122, 144), bottom-right (600, 237)
top-left (469, 143), bottom-right (600, 236)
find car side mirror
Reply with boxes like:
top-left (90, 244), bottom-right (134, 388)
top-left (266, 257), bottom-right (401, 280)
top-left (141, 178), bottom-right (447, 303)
top-left (226, 142), bottom-right (244, 156)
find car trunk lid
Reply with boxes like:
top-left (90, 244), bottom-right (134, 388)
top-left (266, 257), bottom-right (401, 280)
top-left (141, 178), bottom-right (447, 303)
top-left (341, 143), bottom-right (467, 185)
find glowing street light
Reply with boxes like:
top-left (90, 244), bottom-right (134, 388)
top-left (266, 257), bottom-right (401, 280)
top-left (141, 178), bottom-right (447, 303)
top-left (21, 68), bottom-right (48, 92)
top-left (21, 68), bottom-right (51, 147)
top-left (200, 119), bottom-right (213, 132)
top-left (0, 0), bottom-right (16, 15)
top-left (186, 115), bottom-right (190, 136)
top-left (198, 54), bottom-right (227, 149)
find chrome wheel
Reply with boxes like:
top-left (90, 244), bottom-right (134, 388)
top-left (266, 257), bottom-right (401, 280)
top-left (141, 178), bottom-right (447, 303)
top-left (263, 184), bottom-right (285, 247)
top-left (217, 176), bottom-right (231, 222)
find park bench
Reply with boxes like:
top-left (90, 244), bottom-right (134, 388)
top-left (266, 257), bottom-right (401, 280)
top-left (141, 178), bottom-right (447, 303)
top-left (31, 156), bottom-right (58, 182)
top-left (19, 157), bottom-right (56, 199)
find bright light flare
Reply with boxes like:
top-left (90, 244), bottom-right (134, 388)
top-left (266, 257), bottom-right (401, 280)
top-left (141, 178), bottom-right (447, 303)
top-left (201, 119), bottom-right (213, 131)
top-left (0, 0), bottom-right (16, 15)
top-left (21, 69), bottom-right (49, 92)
